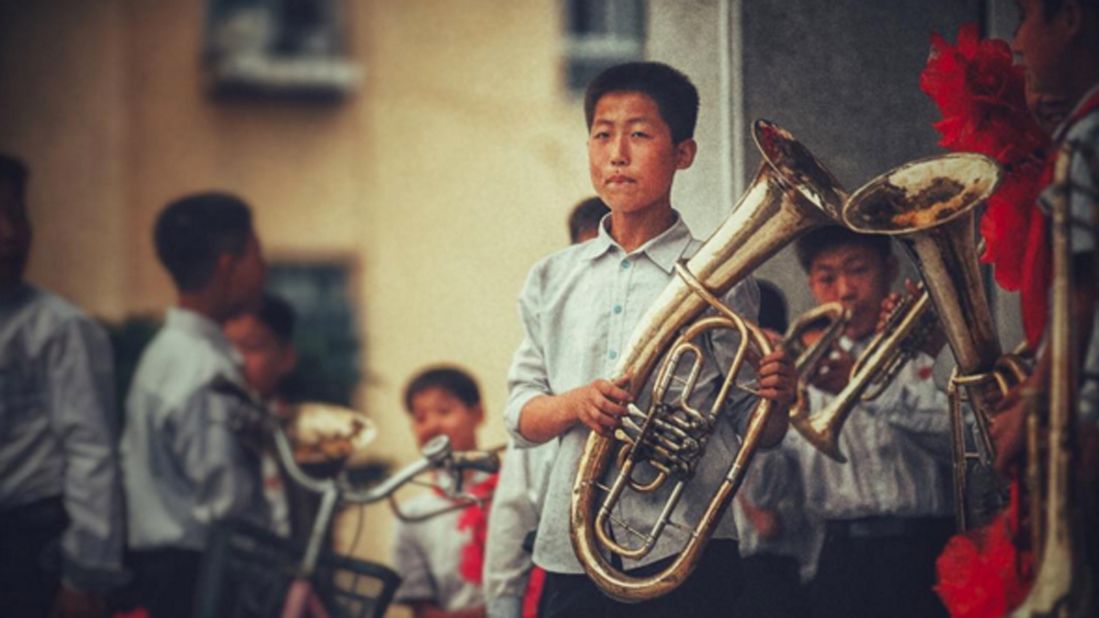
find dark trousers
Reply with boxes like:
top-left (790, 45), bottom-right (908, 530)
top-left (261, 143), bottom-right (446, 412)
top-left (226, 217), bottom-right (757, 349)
top-left (129, 548), bottom-right (203, 618)
top-left (732, 553), bottom-right (807, 618)
top-left (538, 540), bottom-right (743, 618)
top-left (0, 497), bottom-right (68, 618)
top-left (809, 517), bottom-right (955, 618)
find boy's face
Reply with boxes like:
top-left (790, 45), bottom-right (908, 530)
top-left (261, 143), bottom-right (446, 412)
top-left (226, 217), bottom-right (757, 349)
top-left (1013, 0), bottom-right (1076, 104)
top-left (587, 91), bottom-right (696, 218)
top-left (0, 179), bottom-right (31, 290)
top-left (408, 386), bottom-right (482, 452)
top-left (223, 233), bottom-right (267, 316)
top-left (224, 313), bottom-right (296, 400)
top-left (807, 243), bottom-right (896, 341)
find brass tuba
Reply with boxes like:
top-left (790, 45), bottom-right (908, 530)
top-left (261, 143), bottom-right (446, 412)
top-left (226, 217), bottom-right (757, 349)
top-left (569, 120), bottom-right (847, 602)
top-left (1009, 141), bottom-right (1094, 617)
top-left (842, 152), bottom-right (1028, 530)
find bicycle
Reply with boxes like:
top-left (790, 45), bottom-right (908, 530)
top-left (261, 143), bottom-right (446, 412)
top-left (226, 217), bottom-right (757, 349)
top-left (193, 399), bottom-right (500, 618)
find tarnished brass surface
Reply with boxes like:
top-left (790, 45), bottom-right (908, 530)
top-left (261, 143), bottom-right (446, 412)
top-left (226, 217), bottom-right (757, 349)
top-left (1009, 143), bottom-right (1091, 618)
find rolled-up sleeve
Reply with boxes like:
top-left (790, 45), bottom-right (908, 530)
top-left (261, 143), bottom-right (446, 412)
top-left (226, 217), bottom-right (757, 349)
top-left (505, 266), bottom-right (551, 448)
top-left (46, 316), bottom-right (127, 591)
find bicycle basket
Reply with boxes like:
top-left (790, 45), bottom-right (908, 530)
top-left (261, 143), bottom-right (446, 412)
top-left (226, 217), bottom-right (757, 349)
top-left (194, 519), bottom-right (400, 618)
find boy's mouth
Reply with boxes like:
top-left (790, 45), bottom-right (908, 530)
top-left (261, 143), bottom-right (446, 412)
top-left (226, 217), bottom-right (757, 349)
top-left (606, 174), bottom-right (634, 185)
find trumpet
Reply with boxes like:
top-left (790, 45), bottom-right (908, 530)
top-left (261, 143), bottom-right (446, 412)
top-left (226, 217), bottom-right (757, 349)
top-left (570, 119), bottom-right (848, 602)
top-left (787, 288), bottom-right (940, 463)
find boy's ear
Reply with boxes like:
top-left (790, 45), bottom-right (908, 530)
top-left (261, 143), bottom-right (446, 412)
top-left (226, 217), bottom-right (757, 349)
top-left (675, 138), bottom-right (698, 170)
top-left (471, 402), bottom-right (485, 424)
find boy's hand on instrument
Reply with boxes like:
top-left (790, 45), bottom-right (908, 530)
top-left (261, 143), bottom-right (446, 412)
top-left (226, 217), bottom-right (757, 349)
top-left (809, 348), bottom-right (854, 395)
top-left (990, 384), bottom-right (1028, 474)
top-left (757, 348), bottom-right (796, 407)
top-left (569, 376), bottom-right (632, 436)
top-left (880, 279), bottom-right (946, 357)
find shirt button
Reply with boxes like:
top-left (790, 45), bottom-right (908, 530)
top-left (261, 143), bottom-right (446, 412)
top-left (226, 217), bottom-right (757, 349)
top-left (613, 304), bottom-right (623, 314)
top-left (608, 350), bottom-right (618, 360)
top-left (620, 259), bottom-right (630, 270)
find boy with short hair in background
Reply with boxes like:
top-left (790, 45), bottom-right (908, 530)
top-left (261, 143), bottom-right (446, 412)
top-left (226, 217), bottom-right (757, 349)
top-left (392, 365), bottom-right (491, 618)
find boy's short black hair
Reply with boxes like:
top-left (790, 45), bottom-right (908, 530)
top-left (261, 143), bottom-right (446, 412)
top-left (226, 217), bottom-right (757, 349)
top-left (0, 154), bottom-right (28, 203)
top-left (154, 191), bottom-right (254, 291)
top-left (584, 62), bottom-right (700, 144)
top-left (403, 365), bottom-right (482, 412)
top-left (253, 292), bottom-right (296, 343)
top-left (568, 196), bottom-right (610, 243)
top-left (795, 225), bottom-right (892, 272)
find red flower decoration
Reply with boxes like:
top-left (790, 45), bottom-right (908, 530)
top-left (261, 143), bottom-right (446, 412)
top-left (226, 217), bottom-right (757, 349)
top-left (455, 473), bottom-right (499, 585)
top-left (935, 481), bottom-right (1033, 617)
top-left (920, 23), bottom-right (1052, 346)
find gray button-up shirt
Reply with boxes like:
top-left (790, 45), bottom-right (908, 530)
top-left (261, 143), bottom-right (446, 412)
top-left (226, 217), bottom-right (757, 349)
top-left (121, 307), bottom-right (268, 551)
top-left (792, 339), bottom-right (953, 520)
top-left (505, 214), bottom-right (760, 574)
top-left (0, 284), bottom-right (126, 590)
top-left (733, 433), bottom-right (823, 582)
top-left (391, 473), bottom-right (490, 611)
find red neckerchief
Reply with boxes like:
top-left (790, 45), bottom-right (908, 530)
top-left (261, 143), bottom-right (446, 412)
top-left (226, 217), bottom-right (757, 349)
top-left (454, 473), bottom-right (498, 585)
top-left (1020, 87), bottom-right (1099, 346)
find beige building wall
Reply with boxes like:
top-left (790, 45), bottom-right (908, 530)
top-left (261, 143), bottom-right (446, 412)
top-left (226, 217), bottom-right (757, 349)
top-left (1, 0), bottom-right (592, 604)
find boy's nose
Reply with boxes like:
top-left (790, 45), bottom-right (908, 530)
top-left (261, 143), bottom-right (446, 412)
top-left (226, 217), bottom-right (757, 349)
top-left (610, 136), bottom-right (629, 165)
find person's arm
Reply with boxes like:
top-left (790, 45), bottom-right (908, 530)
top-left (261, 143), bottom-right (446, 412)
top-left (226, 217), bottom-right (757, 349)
top-left (992, 258), bottom-right (1094, 473)
top-left (176, 380), bottom-right (264, 525)
top-left (505, 264), bottom-right (633, 444)
top-left (45, 316), bottom-right (128, 612)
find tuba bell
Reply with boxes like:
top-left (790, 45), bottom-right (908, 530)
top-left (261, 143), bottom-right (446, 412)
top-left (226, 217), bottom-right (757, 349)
top-left (842, 152), bottom-right (1029, 530)
top-left (569, 120), bottom-right (847, 602)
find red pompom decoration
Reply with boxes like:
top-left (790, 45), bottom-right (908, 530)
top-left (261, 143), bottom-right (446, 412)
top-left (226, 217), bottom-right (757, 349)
top-left (935, 481), bottom-right (1033, 617)
top-left (920, 23), bottom-right (1052, 346)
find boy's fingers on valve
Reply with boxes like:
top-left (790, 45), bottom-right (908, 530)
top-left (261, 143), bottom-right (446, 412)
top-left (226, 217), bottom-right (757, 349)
top-left (879, 292), bottom-right (903, 330)
top-left (596, 376), bottom-right (633, 404)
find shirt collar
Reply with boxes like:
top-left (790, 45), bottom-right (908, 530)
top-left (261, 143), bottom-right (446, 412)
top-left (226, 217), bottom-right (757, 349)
top-left (1052, 82), bottom-right (1099, 142)
top-left (165, 307), bottom-right (243, 366)
top-left (579, 210), bottom-right (694, 274)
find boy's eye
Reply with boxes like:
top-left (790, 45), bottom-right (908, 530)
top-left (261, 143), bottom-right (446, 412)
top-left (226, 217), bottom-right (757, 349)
top-left (592, 131), bottom-right (610, 140)
top-left (631, 131), bottom-right (650, 138)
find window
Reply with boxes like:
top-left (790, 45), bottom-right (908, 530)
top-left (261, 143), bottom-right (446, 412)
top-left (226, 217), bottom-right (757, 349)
top-left (203, 0), bottom-right (360, 100)
top-left (563, 0), bottom-right (647, 93)
top-left (266, 260), bottom-right (361, 406)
